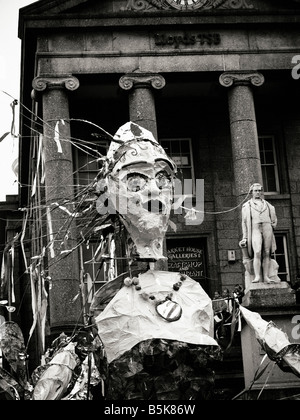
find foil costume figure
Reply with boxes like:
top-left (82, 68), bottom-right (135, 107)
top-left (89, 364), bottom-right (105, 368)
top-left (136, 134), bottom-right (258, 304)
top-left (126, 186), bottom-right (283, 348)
top-left (90, 122), bottom-right (221, 400)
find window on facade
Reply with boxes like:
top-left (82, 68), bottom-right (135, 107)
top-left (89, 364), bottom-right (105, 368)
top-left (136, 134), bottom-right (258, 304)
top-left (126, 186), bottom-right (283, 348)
top-left (272, 234), bottom-right (289, 282)
top-left (73, 141), bottom-right (109, 193)
top-left (80, 238), bottom-right (117, 307)
top-left (259, 136), bottom-right (280, 194)
top-left (160, 138), bottom-right (195, 193)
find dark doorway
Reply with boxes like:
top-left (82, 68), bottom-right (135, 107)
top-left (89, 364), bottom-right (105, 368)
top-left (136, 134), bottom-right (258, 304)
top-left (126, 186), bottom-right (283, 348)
top-left (166, 237), bottom-right (209, 294)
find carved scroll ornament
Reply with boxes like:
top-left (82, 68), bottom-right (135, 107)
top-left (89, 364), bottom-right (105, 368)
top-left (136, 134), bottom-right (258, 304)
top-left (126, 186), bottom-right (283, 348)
top-left (119, 73), bottom-right (166, 90)
top-left (219, 72), bottom-right (265, 88)
top-left (123, 0), bottom-right (254, 11)
top-left (32, 76), bottom-right (80, 92)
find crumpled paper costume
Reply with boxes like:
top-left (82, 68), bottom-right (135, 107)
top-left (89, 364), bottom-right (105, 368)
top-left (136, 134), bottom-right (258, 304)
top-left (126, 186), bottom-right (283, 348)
top-left (95, 270), bottom-right (218, 364)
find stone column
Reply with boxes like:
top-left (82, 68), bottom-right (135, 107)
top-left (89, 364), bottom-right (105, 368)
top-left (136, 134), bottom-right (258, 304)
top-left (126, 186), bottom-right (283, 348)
top-left (220, 71), bottom-right (265, 289)
top-left (119, 73), bottom-right (167, 270)
top-left (219, 71), bottom-right (265, 200)
top-left (219, 74), bottom-right (297, 398)
top-left (119, 73), bottom-right (166, 140)
top-left (32, 75), bottom-right (83, 337)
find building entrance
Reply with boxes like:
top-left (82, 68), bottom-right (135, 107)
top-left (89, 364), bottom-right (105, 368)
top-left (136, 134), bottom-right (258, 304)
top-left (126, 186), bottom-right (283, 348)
top-left (166, 237), bottom-right (208, 294)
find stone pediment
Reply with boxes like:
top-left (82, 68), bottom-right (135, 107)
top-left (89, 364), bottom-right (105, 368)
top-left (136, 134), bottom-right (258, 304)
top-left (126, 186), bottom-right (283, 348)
top-left (19, 0), bottom-right (300, 16)
top-left (120, 0), bottom-right (300, 12)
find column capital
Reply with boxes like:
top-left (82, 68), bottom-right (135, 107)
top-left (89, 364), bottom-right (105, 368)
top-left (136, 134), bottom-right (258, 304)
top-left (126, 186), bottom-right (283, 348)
top-left (32, 75), bottom-right (80, 100)
top-left (119, 73), bottom-right (166, 91)
top-left (219, 71), bottom-right (265, 88)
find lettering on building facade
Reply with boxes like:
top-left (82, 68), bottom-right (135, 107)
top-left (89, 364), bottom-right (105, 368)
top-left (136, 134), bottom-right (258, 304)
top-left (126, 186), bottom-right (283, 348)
top-left (167, 246), bottom-right (205, 279)
top-left (154, 32), bottom-right (221, 48)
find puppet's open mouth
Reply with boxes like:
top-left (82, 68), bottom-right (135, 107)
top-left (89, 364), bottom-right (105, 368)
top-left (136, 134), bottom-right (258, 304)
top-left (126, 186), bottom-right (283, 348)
top-left (142, 200), bottom-right (165, 214)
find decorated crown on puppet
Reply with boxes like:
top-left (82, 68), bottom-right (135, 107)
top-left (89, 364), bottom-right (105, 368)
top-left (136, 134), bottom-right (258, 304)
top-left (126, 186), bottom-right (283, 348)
top-left (104, 121), bottom-right (177, 174)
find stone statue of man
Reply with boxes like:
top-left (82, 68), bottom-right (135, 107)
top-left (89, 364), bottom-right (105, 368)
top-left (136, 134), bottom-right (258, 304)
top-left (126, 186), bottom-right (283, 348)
top-left (240, 183), bottom-right (278, 283)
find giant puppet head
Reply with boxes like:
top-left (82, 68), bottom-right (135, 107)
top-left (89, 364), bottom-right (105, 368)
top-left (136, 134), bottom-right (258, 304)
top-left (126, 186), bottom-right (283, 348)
top-left (96, 122), bottom-right (177, 261)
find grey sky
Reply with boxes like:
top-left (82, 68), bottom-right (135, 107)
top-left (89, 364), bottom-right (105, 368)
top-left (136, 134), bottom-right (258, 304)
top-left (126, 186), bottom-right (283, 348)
top-left (0, 0), bottom-right (34, 201)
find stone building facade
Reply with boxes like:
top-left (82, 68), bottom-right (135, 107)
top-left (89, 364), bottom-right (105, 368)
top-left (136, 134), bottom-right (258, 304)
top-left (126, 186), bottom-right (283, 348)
top-left (11, 0), bottom-right (300, 398)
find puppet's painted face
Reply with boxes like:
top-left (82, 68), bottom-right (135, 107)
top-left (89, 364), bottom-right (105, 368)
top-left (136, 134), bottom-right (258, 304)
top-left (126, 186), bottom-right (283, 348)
top-left (116, 160), bottom-right (173, 215)
top-left (108, 159), bottom-right (175, 260)
top-left (96, 122), bottom-right (177, 260)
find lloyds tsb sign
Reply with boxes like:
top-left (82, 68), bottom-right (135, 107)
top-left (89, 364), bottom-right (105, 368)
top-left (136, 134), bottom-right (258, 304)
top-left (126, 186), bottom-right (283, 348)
top-left (154, 33), bottom-right (221, 48)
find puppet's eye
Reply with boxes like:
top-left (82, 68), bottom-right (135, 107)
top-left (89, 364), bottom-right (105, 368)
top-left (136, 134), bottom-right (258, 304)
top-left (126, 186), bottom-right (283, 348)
top-left (126, 174), bottom-right (148, 192)
top-left (155, 171), bottom-right (172, 189)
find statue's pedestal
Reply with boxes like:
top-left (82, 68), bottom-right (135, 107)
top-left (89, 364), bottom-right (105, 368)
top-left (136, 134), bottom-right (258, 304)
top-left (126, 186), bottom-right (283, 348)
top-left (240, 282), bottom-right (300, 399)
top-left (243, 281), bottom-right (296, 307)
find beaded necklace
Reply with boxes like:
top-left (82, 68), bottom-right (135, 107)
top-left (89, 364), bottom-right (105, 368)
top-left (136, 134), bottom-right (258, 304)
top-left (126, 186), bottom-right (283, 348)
top-left (123, 272), bottom-right (188, 322)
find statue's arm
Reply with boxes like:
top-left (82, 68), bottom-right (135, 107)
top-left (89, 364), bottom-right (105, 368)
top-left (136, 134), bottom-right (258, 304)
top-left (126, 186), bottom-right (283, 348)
top-left (271, 205), bottom-right (277, 229)
top-left (241, 205), bottom-right (248, 242)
